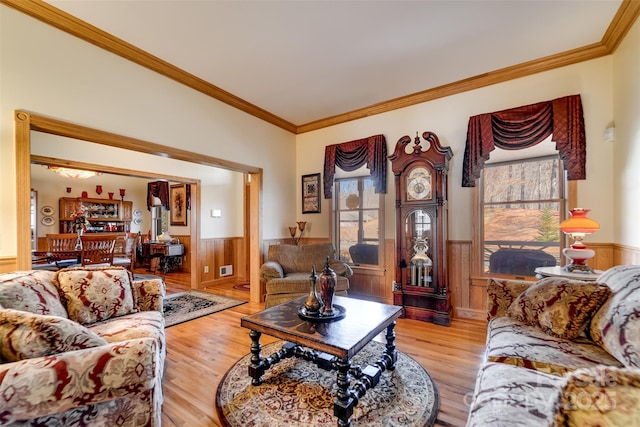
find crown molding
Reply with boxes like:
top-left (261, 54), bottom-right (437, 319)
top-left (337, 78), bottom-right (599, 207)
top-left (3, 0), bottom-right (639, 135)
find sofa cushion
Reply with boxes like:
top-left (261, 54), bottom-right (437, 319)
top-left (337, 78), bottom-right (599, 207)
top-left (553, 365), bottom-right (640, 426)
top-left (265, 273), bottom-right (350, 295)
top-left (0, 308), bottom-right (107, 362)
top-left (466, 362), bottom-right (563, 427)
top-left (268, 244), bottom-right (337, 275)
top-left (260, 261), bottom-right (284, 282)
top-left (507, 277), bottom-right (610, 340)
top-left (589, 265), bottom-right (640, 368)
top-left (55, 267), bottom-right (137, 324)
top-left (89, 311), bottom-right (165, 350)
top-left (487, 278), bottom-right (533, 320)
top-left (0, 270), bottom-right (67, 318)
top-left (486, 317), bottom-right (622, 376)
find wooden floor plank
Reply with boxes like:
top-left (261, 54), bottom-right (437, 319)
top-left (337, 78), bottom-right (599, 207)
top-left (150, 269), bottom-right (486, 427)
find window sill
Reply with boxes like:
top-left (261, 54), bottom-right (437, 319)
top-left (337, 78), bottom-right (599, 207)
top-left (350, 265), bottom-right (385, 276)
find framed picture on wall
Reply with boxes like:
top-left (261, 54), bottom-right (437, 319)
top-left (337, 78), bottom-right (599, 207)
top-left (302, 173), bottom-right (321, 214)
top-left (170, 184), bottom-right (188, 226)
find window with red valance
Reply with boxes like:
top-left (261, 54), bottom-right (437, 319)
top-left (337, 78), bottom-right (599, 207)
top-left (147, 181), bottom-right (191, 211)
top-left (462, 94), bottom-right (586, 187)
top-left (323, 134), bottom-right (387, 199)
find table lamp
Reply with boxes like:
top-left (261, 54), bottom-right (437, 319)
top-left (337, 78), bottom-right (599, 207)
top-left (559, 208), bottom-right (600, 273)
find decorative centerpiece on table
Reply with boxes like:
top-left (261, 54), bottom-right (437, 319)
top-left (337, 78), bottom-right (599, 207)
top-left (70, 207), bottom-right (90, 250)
top-left (299, 257), bottom-right (346, 322)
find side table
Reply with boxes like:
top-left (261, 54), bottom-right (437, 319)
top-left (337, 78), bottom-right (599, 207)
top-left (534, 266), bottom-right (603, 281)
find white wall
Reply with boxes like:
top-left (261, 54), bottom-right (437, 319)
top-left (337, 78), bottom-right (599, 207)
top-left (0, 5), bottom-right (297, 257)
top-left (200, 172), bottom-right (245, 238)
top-left (612, 18), bottom-right (640, 247)
top-left (297, 57), bottom-right (616, 244)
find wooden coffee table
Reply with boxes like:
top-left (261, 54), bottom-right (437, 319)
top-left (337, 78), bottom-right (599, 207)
top-left (241, 295), bottom-right (403, 427)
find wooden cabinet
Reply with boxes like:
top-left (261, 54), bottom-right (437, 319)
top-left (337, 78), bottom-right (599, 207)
top-left (389, 132), bottom-right (453, 326)
top-left (59, 197), bottom-right (132, 234)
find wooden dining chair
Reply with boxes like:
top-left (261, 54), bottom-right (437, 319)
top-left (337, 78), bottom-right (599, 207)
top-left (45, 233), bottom-right (81, 269)
top-left (79, 234), bottom-right (117, 266)
top-left (112, 232), bottom-right (139, 270)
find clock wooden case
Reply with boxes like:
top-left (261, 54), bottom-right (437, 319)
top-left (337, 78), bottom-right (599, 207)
top-left (389, 132), bottom-right (453, 326)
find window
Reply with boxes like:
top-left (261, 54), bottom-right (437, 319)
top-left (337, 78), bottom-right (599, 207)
top-left (334, 177), bottom-right (383, 266)
top-left (152, 206), bottom-right (169, 238)
top-left (480, 156), bottom-right (565, 276)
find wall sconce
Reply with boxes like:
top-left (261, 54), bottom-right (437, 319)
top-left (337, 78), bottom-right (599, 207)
top-left (289, 221), bottom-right (307, 245)
top-left (559, 208), bottom-right (600, 273)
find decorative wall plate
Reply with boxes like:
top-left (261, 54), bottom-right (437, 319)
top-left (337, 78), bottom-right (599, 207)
top-left (40, 206), bottom-right (54, 216)
top-left (41, 216), bottom-right (55, 226)
top-left (133, 217), bottom-right (143, 225)
top-left (133, 209), bottom-right (142, 217)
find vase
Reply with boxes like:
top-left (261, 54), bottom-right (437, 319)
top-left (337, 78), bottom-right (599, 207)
top-left (320, 257), bottom-right (337, 316)
top-left (303, 265), bottom-right (323, 314)
top-left (74, 229), bottom-right (83, 250)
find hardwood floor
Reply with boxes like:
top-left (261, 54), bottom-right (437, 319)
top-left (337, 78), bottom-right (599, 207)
top-left (150, 269), bottom-right (487, 427)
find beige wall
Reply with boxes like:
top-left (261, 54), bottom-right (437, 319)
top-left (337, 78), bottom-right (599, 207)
top-left (296, 57), bottom-right (616, 245)
top-left (0, 5), bottom-right (297, 259)
top-left (2, 4), bottom-right (638, 264)
top-left (612, 17), bottom-right (640, 247)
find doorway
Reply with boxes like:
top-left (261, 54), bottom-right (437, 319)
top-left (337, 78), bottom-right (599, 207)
top-left (15, 110), bottom-right (264, 303)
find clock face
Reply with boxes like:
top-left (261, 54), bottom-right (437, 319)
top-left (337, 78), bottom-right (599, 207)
top-left (406, 166), bottom-right (432, 201)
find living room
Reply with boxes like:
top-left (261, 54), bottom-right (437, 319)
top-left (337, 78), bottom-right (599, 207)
top-left (1, 1), bottom-right (640, 426)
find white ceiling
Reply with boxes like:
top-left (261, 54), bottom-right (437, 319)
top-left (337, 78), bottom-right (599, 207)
top-left (47, 0), bottom-right (622, 127)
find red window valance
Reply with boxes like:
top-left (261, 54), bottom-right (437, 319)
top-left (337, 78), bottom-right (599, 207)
top-left (147, 181), bottom-right (169, 211)
top-left (323, 134), bottom-right (387, 199)
top-left (462, 94), bottom-right (586, 187)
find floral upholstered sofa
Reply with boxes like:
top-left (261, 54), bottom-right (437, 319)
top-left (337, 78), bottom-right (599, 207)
top-left (260, 243), bottom-right (352, 308)
top-left (466, 264), bottom-right (640, 426)
top-left (0, 267), bottom-right (165, 426)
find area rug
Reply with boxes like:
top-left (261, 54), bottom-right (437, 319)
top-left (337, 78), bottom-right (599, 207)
top-left (216, 340), bottom-right (439, 426)
top-left (232, 282), bottom-right (250, 291)
top-left (163, 290), bottom-right (246, 327)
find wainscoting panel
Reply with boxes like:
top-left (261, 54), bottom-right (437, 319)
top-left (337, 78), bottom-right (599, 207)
top-left (447, 241), bottom-right (625, 321)
top-left (199, 237), bottom-right (245, 288)
top-left (0, 257), bottom-right (17, 274)
top-left (614, 244), bottom-right (640, 266)
top-left (257, 239), bottom-right (638, 322)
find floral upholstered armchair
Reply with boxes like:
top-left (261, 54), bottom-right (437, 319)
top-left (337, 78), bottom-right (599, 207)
top-left (0, 267), bottom-right (165, 426)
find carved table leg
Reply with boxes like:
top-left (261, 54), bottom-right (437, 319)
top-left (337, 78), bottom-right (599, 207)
top-left (334, 357), bottom-right (355, 427)
top-left (248, 330), bottom-right (264, 385)
top-left (384, 321), bottom-right (398, 370)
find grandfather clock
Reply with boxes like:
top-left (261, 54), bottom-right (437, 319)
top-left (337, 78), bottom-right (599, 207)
top-left (389, 132), bottom-right (453, 326)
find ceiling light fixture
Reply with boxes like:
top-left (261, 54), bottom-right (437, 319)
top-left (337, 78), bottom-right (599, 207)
top-left (48, 166), bottom-right (100, 179)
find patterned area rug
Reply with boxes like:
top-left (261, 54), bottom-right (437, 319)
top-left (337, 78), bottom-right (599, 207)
top-left (232, 282), bottom-right (250, 291)
top-left (163, 290), bottom-right (246, 327)
top-left (216, 340), bottom-right (439, 426)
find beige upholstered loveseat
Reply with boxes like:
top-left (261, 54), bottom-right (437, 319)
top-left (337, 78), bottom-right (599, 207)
top-left (260, 243), bottom-right (352, 308)
top-left (466, 265), bottom-right (640, 426)
top-left (0, 267), bottom-right (165, 426)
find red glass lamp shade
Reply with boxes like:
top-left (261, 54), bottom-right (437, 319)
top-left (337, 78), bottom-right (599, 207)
top-left (559, 208), bottom-right (600, 272)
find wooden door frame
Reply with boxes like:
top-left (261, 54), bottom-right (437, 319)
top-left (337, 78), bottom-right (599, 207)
top-left (15, 110), bottom-right (264, 303)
